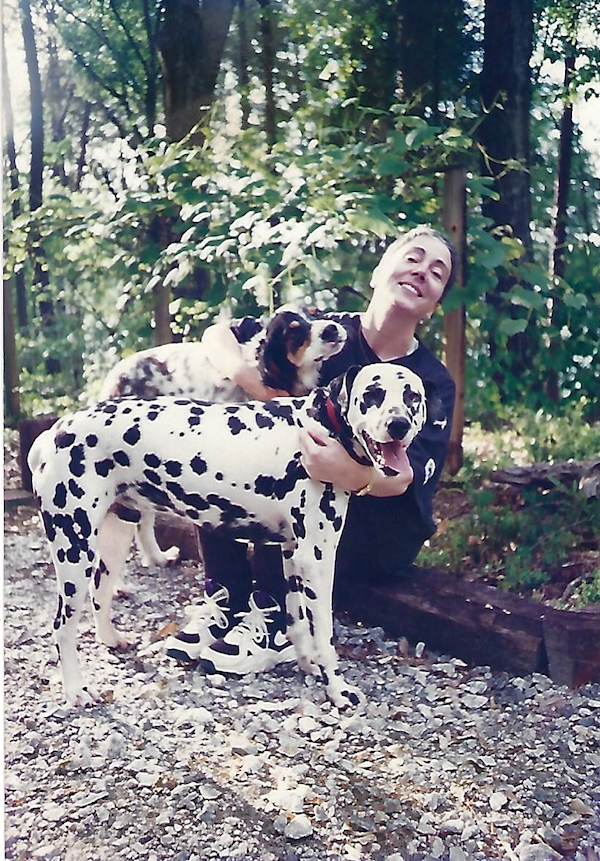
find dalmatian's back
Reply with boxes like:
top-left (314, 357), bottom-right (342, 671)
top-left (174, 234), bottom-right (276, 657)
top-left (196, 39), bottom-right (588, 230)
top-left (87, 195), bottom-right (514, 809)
top-left (99, 342), bottom-right (253, 403)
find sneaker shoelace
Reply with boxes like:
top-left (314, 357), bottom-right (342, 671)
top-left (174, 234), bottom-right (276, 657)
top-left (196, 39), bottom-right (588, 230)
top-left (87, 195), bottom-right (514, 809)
top-left (184, 587), bottom-right (229, 632)
top-left (226, 603), bottom-right (276, 648)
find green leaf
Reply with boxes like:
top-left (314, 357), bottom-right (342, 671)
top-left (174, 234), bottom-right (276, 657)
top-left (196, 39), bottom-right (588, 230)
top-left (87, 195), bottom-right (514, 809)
top-left (499, 318), bottom-right (528, 336)
top-left (346, 208), bottom-right (396, 237)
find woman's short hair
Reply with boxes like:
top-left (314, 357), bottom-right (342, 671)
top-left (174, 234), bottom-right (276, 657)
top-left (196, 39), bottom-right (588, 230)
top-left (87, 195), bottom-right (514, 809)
top-left (373, 227), bottom-right (458, 303)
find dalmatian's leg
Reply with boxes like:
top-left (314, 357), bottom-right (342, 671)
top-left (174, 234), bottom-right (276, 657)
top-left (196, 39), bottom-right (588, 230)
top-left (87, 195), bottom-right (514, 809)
top-left (40, 504), bottom-right (105, 706)
top-left (281, 542), bottom-right (317, 677)
top-left (136, 512), bottom-right (180, 568)
top-left (294, 487), bottom-right (363, 710)
top-left (92, 511), bottom-right (135, 648)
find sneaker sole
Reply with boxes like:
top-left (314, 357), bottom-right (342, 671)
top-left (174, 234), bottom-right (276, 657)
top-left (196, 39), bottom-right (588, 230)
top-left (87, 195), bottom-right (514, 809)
top-left (198, 646), bottom-right (296, 676)
top-left (165, 646), bottom-right (201, 664)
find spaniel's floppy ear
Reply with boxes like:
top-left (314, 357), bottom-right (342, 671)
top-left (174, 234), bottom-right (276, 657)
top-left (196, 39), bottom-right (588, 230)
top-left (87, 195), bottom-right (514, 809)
top-left (326, 365), bottom-right (362, 417)
top-left (424, 382), bottom-right (447, 427)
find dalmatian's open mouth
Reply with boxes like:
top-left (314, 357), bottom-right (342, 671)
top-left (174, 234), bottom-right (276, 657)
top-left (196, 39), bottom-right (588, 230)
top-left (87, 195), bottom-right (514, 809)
top-left (361, 432), bottom-right (407, 474)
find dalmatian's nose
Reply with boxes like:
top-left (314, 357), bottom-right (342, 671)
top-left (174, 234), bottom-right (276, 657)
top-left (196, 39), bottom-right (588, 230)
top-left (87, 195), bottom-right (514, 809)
top-left (387, 417), bottom-right (411, 440)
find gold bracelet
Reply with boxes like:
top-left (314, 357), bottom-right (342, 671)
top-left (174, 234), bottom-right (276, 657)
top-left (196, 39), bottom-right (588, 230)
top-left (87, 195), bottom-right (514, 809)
top-left (354, 467), bottom-right (376, 497)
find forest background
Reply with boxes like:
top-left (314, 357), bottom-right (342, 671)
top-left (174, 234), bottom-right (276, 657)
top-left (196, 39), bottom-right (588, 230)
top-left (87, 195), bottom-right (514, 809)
top-left (3, 0), bottom-right (600, 600)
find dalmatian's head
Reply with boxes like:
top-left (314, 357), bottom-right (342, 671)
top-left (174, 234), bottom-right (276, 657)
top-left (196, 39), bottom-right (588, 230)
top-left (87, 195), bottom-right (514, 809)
top-left (328, 364), bottom-right (427, 475)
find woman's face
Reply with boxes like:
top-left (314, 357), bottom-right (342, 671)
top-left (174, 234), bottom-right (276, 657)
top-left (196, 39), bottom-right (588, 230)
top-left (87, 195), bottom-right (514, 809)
top-left (372, 234), bottom-right (452, 318)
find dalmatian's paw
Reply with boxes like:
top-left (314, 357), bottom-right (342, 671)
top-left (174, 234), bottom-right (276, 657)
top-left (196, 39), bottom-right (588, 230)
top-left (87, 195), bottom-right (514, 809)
top-left (96, 626), bottom-right (130, 650)
top-left (141, 545), bottom-right (180, 567)
top-left (65, 684), bottom-right (99, 708)
top-left (325, 675), bottom-right (365, 711)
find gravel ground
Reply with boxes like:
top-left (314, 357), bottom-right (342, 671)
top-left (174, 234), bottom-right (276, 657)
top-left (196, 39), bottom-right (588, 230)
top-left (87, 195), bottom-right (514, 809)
top-left (4, 505), bottom-right (600, 861)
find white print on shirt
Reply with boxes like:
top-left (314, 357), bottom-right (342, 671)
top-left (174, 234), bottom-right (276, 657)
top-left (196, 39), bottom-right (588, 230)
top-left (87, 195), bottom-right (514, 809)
top-left (432, 417), bottom-right (447, 430)
top-left (423, 458), bottom-right (436, 485)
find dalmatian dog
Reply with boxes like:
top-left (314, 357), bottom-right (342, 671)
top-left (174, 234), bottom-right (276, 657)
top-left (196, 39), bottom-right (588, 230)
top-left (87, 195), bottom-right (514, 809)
top-left (100, 308), bottom-right (347, 568)
top-left (29, 363), bottom-right (427, 710)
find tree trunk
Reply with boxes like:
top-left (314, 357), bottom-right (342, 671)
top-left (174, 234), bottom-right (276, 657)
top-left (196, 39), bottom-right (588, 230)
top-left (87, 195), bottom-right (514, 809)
top-left (236, 0), bottom-right (250, 130)
top-left (155, 0), bottom-right (235, 341)
top-left (157, 0), bottom-right (236, 144)
top-left (478, 0), bottom-right (534, 386)
top-left (3, 275), bottom-right (22, 422)
top-left (2, 30), bottom-right (28, 327)
top-left (479, 0), bottom-right (533, 251)
top-left (257, 0), bottom-right (276, 148)
top-left (20, 0), bottom-right (44, 214)
top-left (442, 167), bottom-right (467, 475)
top-left (546, 47), bottom-right (576, 403)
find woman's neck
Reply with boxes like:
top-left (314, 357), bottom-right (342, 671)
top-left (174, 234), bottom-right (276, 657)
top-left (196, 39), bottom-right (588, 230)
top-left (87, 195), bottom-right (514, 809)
top-left (360, 306), bottom-right (418, 361)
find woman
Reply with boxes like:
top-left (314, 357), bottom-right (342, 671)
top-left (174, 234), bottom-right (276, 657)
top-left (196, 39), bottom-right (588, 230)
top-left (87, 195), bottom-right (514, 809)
top-left (165, 226), bottom-right (457, 675)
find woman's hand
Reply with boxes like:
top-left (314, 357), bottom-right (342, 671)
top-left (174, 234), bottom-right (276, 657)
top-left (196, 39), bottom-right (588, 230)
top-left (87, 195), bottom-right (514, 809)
top-left (233, 364), bottom-right (288, 400)
top-left (299, 428), bottom-right (414, 497)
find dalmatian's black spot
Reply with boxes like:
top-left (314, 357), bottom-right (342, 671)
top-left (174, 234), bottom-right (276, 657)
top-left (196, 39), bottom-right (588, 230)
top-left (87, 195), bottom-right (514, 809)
top-left (123, 425), bottom-right (141, 446)
top-left (305, 586), bottom-right (317, 600)
top-left (216, 472), bottom-right (224, 481)
top-left (165, 461), bottom-right (182, 477)
top-left (319, 487), bottom-right (343, 532)
top-left (314, 544), bottom-right (323, 559)
top-left (256, 413), bottom-right (275, 429)
top-left (137, 483), bottom-right (171, 508)
top-left (64, 581), bottom-right (77, 597)
top-left (190, 455), bottom-right (207, 476)
top-left (69, 444), bottom-right (86, 477)
top-left (68, 479), bottom-right (85, 498)
top-left (143, 469), bottom-right (162, 485)
top-left (206, 494), bottom-right (248, 525)
top-left (228, 416), bottom-right (248, 435)
top-left (53, 483), bottom-right (67, 509)
top-left (254, 458), bottom-right (307, 500)
top-left (165, 481), bottom-right (209, 511)
top-left (263, 402), bottom-right (296, 425)
top-left (95, 458), bottom-right (115, 477)
top-left (86, 434), bottom-right (98, 447)
top-left (144, 454), bottom-right (161, 468)
top-left (291, 507), bottom-right (306, 539)
top-left (56, 431), bottom-right (76, 449)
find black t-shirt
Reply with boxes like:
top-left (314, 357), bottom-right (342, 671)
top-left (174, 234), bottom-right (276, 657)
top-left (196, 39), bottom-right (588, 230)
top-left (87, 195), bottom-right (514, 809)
top-left (318, 312), bottom-right (456, 573)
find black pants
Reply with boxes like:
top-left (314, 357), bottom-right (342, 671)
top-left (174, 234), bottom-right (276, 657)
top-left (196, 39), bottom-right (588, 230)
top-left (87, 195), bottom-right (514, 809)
top-left (199, 496), bottom-right (426, 625)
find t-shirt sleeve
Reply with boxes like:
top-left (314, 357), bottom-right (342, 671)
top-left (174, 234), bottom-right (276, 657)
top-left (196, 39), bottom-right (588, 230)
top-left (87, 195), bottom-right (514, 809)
top-left (229, 316), bottom-right (264, 345)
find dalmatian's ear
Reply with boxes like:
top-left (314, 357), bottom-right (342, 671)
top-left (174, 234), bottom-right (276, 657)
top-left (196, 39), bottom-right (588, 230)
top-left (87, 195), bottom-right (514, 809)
top-left (327, 365), bottom-right (362, 415)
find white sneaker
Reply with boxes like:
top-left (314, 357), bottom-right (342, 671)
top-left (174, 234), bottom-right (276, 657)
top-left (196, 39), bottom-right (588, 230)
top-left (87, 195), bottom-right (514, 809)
top-left (198, 591), bottom-right (295, 675)
top-left (165, 580), bottom-right (232, 663)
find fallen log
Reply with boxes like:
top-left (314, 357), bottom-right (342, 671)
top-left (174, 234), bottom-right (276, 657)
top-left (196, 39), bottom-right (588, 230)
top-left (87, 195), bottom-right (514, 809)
top-left (334, 565), bottom-right (600, 687)
top-left (490, 457), bottom-right (600, 498)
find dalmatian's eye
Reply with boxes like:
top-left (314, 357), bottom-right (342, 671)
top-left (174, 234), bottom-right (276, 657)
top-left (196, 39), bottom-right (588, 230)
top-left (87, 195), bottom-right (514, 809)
top-left (362, 386), bottom-right (385, 410)
top-left (403, 388), bottom-right (422, 408)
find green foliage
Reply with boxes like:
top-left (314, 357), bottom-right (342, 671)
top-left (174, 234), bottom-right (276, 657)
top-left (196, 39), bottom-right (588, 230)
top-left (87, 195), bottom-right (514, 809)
top-left (418, 417), bottom-right (600, 604)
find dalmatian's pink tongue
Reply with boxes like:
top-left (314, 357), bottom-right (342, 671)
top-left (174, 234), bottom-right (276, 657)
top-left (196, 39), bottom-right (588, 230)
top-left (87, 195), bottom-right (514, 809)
top-left (380, 440), bottom-right (408, 473)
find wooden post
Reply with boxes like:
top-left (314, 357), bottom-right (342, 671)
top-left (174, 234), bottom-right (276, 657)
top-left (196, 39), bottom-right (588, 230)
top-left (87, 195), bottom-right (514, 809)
top-left (442, 167), bottom-right (467, 475)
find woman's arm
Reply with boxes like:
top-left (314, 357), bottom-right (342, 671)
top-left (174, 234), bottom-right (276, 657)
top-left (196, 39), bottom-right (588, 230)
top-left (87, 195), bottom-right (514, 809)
top-left (202, 321), bottom-right (287, 400)
top-left (299, 428), bottom-right (413, 497)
